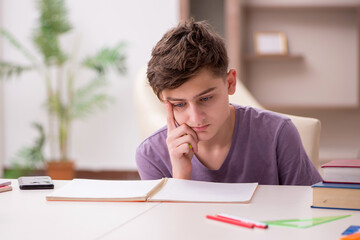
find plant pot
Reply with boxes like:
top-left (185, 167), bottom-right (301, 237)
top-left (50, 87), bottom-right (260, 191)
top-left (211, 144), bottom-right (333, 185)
top-left (46, 161), bottom-right (75, 180)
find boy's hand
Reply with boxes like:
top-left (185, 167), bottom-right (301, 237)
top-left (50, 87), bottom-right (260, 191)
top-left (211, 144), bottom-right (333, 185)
top-left (165, 102), bottom-right (198, 179)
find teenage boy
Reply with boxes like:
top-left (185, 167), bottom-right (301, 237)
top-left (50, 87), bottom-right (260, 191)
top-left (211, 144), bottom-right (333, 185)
top-left (136, 20), bottom-right (322, 185)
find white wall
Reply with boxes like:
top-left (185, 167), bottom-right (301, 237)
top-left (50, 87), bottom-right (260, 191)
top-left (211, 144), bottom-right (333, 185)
top-left (1, 0), bottom-right (178, 170)
top-left (0, 79), bottom-right (3, 177)
top-left (0, 0), bottom-right (3, 177)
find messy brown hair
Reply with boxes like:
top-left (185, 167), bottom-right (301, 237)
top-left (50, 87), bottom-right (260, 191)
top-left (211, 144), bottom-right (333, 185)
top-left (147, 19), bottom-right (229, 99)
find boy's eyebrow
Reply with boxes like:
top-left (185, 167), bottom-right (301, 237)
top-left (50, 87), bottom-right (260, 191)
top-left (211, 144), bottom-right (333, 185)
top-left (166, 87), bottom-right (217, 101)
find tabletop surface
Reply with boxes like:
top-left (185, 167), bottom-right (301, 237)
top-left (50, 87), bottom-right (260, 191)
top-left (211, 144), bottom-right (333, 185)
top-left (1, 179), bottom-right (358, 240)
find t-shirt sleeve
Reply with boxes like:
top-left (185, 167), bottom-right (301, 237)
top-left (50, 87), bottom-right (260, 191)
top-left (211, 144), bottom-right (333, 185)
top-left (276, 119), bottom-right (322, 185)
top-left (136, 144), bottom-right (163, 180)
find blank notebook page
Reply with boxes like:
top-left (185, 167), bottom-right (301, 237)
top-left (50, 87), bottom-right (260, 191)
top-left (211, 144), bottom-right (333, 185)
top-left (150, 178), bottom-right (258, 203)
top-left (47, 179), bottom-right (162, 199)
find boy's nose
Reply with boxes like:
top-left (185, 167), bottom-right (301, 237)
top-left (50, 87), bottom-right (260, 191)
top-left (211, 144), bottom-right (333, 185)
top-left (188, 104), bottom-right (205, 124)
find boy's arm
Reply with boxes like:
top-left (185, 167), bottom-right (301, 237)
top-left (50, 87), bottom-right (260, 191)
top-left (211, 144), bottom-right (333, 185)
top-left (136, 142), bottom-right (170, 180)
top-left (276, 120), bottom-right (322, 185)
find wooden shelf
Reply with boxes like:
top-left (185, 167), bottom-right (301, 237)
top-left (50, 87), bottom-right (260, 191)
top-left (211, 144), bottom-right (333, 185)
top-left (243, 0), bottom-right (360, 10)
top-left (243, 54), bottom-right (304, 62)
top-left (183, 0), bottom-right (360, 110)
top-left (265, 104), bottom-right (360, 112)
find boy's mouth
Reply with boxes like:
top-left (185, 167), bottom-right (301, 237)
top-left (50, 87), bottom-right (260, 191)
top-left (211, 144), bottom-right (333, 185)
top-left (192, 124), bottom-right (209, 132)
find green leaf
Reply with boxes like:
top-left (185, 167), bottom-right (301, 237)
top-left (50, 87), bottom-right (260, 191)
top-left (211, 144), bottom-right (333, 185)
top-left (33, 29), bottom-right (67, 65)
top-left (0, 62), bottom-right (32, 79)
top-left (32, 0), bottom-right (72, 65)
top-left (71, 77), bottom-right (114, 119)
top-left (83, 42), bottom-right (127, 75)
top-left (37, 0), bottom-right (72, 34)
top-left (0, 29), bottom-right (39, 66)
top-left (11, 123), bottom-right (46, 169)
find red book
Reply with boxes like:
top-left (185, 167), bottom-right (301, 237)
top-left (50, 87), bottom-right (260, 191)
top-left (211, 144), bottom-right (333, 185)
top-left (321, 159), bottom-right (360, 184)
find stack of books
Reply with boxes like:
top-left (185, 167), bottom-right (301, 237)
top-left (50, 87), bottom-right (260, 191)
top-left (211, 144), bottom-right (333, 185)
top-left (311, 159), bottom-right (360, 211)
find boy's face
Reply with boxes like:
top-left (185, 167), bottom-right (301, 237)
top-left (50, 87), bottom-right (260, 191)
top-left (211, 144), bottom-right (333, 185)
top-left (161, 68), bottom-right (236, 142)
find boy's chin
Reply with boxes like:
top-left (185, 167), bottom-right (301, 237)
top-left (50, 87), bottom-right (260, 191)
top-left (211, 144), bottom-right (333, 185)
top-left (196, 132), bottom-right (214, 142)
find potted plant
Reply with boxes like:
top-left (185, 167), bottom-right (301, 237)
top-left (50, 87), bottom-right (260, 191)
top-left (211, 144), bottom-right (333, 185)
top-left (0, 0), bottom-right (126, 179)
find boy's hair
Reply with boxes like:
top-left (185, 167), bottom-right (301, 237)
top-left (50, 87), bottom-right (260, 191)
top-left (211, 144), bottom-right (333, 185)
top-left (147, 20), bottom-right (229, 99)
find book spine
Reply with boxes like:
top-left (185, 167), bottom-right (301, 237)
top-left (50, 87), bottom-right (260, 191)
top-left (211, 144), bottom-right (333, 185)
top-left (322, 180), bottom-right (360, 184)
top-left (146, 178), bottom-right (168, 201)
top-left (311, 206), bottom-right (360, 211)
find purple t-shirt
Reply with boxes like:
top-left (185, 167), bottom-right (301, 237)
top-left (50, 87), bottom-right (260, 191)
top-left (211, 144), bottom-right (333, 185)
top-left (136, 105), bottom-right (322, 185)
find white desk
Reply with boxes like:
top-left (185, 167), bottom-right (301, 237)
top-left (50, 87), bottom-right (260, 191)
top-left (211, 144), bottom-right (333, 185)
top-left (1, 180), bottom-right (359, 240)
top-left (0, 180), bottom-right (160, 240)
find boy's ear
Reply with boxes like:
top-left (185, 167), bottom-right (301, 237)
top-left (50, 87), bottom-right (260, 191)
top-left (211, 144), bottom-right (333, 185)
top-left (226, 69), bottom-right (237, 95)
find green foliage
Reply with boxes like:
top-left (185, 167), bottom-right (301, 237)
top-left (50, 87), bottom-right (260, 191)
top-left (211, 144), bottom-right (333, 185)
top-left (0, 0), bottom-right (127, 168)
top-left (33, 0), bottom-right (72, 65)
top-left (33, 30), bottom-right (67, 65)
top-left (0, 29), bottom-right (38, 66)
top-left (37, 0), bottom-right (72, 34)
top-left (45, 76), bottom-right (114, 120)
top-left (83, 43), bottom-right (127, 75)
top-left (11, 123), bottom-right (45, 170)
top-left (0, 62), bottom-right (32, 79)
top-left (3, 168), bottom-right (35, 179)
top-left (71, 77), bottom-right (114, 119)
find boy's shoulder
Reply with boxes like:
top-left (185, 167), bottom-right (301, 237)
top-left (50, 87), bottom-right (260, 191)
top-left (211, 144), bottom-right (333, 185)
top-left (232, 104), bottom-right (291, 130)
top-left (138, 125), bottom-right (168, 148)
top-left (233, 104), bottom-right (289, 120)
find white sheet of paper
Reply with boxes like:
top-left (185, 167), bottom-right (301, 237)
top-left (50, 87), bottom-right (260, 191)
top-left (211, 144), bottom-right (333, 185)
top-left (151, 178), bottom-right (258, 203)
top-left (46, 179), bottom-right (162, 200)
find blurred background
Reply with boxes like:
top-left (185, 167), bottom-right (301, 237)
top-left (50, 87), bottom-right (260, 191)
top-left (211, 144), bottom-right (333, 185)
top-left (0, 0), bottom-right (359, 179)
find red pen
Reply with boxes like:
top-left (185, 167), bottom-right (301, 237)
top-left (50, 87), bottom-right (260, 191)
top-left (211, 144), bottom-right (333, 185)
top-left (206, 215), bottom-right (254, 229)
top-left (218, 213), bottom-right (268, 229)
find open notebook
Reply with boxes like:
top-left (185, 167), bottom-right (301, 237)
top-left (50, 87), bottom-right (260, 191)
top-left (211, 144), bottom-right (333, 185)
top-left (46, 178), bottom-right (258, 203)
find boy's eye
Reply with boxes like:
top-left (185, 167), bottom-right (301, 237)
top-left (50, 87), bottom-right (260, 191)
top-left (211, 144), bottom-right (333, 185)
top-left (200, 96), bottom-right (212, 102)
top-left (173, 102), bottom-right (185, 108)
